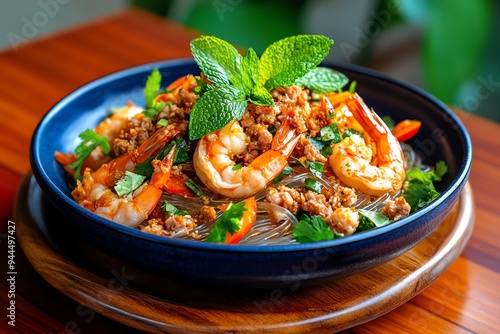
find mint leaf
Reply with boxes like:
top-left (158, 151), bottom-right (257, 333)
top-left (249, 85), bottom-right (274, 106)
top-left (292, 214), bottom-right (334, 243)
top-left (188, 85), bottom-right (247, 140)
top-left (114, 171), bottom-right (146, 196)
top-left (206, 201), bottom-right (247, 243)
top-left (259, 35), bottom-right (333, 90)
top-left (190, 35), bottom-right (244, 89)
top-left (69, 129), bottom-right (110, 180)
top-left (241, 47), bottom-right (260, 93)
top-left (295, 67), bottom-right (348, 94)
top-left (144, 69), bottom-right (161, 108)
top-left (357, 209), bottom-right (390, 232)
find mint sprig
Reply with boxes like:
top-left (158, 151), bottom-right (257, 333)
top-left (188, 35), bottom-right (339, 140)
top-left (259, 35), bottom-right (333, 90)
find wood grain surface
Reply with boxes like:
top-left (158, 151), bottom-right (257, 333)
top-left (15, 174), bottom-right (474, 333)
top-left (1, 8), bottom-right (499, 334)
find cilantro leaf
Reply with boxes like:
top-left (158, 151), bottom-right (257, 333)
top-left (184, 178), bottom-right (205, 198)
top-left (69, 129), bottom-right (110, 180)
top-left (308, 161), bottom-right (324, 178)
top-left (292, 214), bottom-right (334, 243)
top-left (135, 138), bottom-right (189, 178)
top-left (295, 67), bottom-right (349, 94)
top-left (403, 161), bottom-right (448, 212)
top-left (144, 69), bottom-right (162, 108)
top-left (304, 177), bottom-right (323, 193)
top-left (259, 35), bottom-right (333, 90)
top-left (356, 209), bottom-right (390, 232)
top-left (206, 201), bottom-right (247, 243)
top-left (273, 165), bottom-right (294, 184)
top-left (114, 171), bottom-right (146, 196)
top-left (161, 201), bottom-right (189, 216)
top-left (188, 85), bottom-right (248, 140)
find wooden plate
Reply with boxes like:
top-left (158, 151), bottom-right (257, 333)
top-left (16, 174), bottom-right (474, 333)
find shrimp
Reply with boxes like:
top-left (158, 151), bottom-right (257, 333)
top-left (193, 114), bottom-right (301, 199)
top-left (77, 148), bottom-right (175, 227)
top-left (328, 93), bottom-right (405, 196)
top-left (71, 123), bottom-right (183, 191)
top-left (55, 104), bottom-right (144, 175)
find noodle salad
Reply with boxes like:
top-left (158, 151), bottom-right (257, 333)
top-left (55, 35), bottom-right (447, 245)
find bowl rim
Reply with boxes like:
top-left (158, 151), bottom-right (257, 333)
top-left (30, 58), bottom-right (472, 253)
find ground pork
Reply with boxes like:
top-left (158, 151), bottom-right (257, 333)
top-left (381, 196), bottom-right (411, 220)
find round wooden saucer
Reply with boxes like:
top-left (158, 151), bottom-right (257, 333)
top-left (16, 174), bottom-right (474, 333)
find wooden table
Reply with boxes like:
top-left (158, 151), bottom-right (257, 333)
top-left (1, 9), bottom-right (499, 333)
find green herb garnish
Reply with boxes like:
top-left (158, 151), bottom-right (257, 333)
top-left (404, 161), bottom-right (448, 212)
top-left (273, 165), bottom-right (294, 184)
top-left (184, 178), bottom-right (205, 198)
top-left (356, 209), bottom-right (390, 232)
top-left (114, 171), bottom-right (146, 196)
top-left (161, 201), bottom-right (189, 216)
top-left (188, 35), bottom-right (338, 140)
top-left (69, 129), bottom-right (110, 180)
top-left (206, 201), bottom-right (247, 243)
top-left (144, 69), bottom-right (162, 108)
top-left (292, 214), bottom-right (334, 243)
top-left (304, 177), bottom-right (323, 193)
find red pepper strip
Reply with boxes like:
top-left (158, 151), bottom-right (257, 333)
top-left (163, 174), bottom-right (195, 196)
top-left (392, 120), bottom-right (422, 142)
top-left (219, 197), bottom-right (257, 244)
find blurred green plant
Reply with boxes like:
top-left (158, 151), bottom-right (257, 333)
top-left (399, 0), bottom-right (493, 105)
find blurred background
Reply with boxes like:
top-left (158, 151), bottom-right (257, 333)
top-left (1, 0), bottom-right (498, 122)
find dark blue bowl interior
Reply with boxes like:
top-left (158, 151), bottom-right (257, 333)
top-left (30, 59), bottom-right (472, 289)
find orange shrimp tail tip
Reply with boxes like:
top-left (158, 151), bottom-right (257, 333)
top-left (149, 145), bottom-right (176, 187)
top-left (54, 151), bottom-right (77, 178)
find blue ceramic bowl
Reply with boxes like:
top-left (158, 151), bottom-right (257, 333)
top-left (30, 59), bottom-right (472, 289)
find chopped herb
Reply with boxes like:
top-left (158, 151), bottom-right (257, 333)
top-left (184, 178), bottom-right (205, 197)
top-left (232, 164), bottom-right (242, 171)
top-left (342, 128), bottom-right (361, 139)
top-left (69, 129), bottom-right (110, 180)
top-left (404, 161), bottom-right (448, 212)
top-left (157, 118), bottom-right (169, 126)
top-left (381, 115), bottom-right (395, 130)
top-left (206, 201), bottom-right (247, 243)
top-left (143, 101), bottom-right (167, 119)
top-left (321, 146), bottom-right (333, 157)
top-left (356, 209), bottom-right (390, 232)
top-left (292, 214), bottom-right (334, 243)
top-left (304, 177), bottom-right (323, 193)
top-left (308, 161), bottom-right (324, 178)
top-left (348, 80), bottom-right (357, 93)
top-left (144, 69), bottom-right (162, 108)
top-left (273, 165), bottom-right (294, 183)
top-left (319, 122), bottom-right (342, 143)
top-left (114, 171), bottom-right (146, 196)
top-left (135, 137), bottom-right (190, 177)
top-left (161, 201), bottom-right (189, 216)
